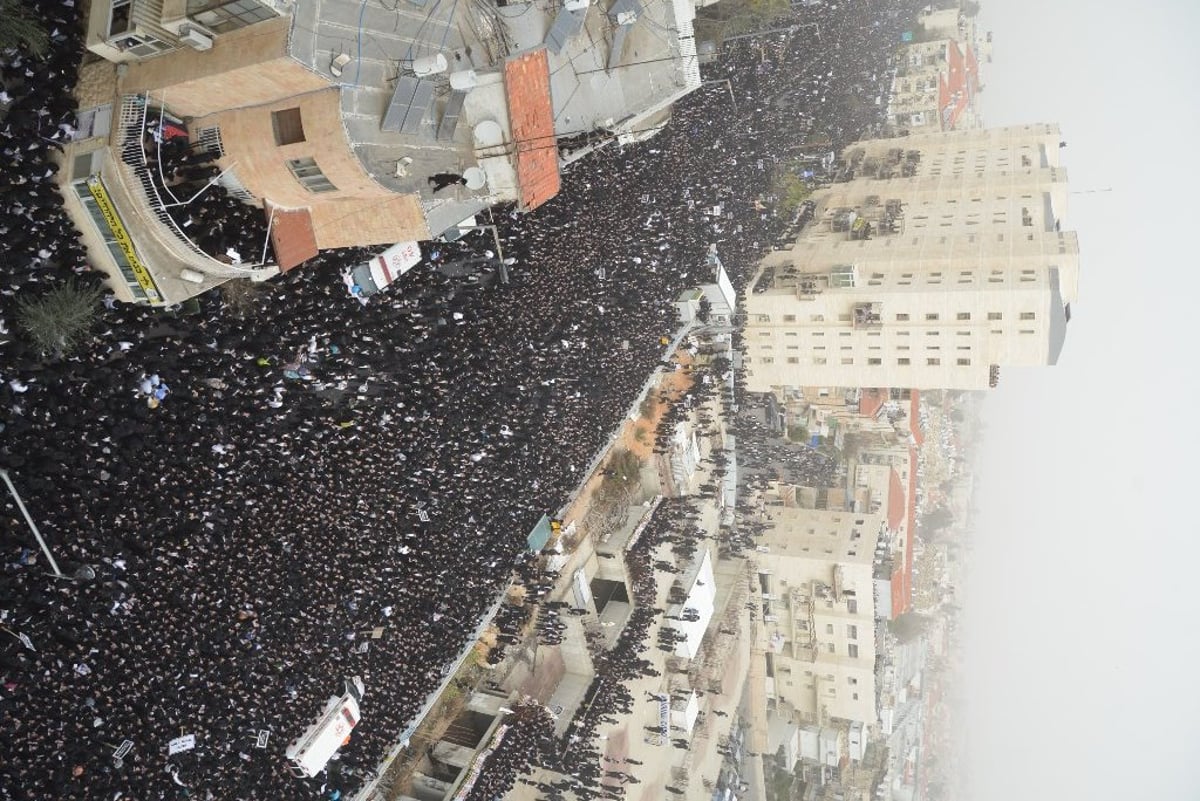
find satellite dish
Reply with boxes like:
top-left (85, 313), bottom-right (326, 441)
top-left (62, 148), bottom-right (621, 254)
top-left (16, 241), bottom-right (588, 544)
top-left (449, 69), bottom-right (478, 91)
top-left (410, 53), bottom-right (448, 77)
top-left (462, 167), bottom-right (487, 190)
top-left (472, 120), bottom-right (503, 147)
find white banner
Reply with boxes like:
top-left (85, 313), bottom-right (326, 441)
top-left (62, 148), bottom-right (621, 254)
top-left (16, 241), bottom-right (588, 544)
top-left (168, 734), bottom-right (196, 755)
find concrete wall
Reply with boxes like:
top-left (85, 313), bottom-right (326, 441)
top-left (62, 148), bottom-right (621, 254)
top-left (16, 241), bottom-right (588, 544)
top-left (122, 18), bottom-right (314, 116)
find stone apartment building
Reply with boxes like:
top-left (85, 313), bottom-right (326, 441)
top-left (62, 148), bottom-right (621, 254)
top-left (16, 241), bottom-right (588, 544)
top-left (67, 0), bottom-right (703, 302)
top-left (743, 123), bottom-right (1079, 392)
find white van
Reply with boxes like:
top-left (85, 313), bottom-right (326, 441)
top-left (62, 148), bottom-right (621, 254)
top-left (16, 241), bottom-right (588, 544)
top-left (285, 678), bottom-right (365, 778)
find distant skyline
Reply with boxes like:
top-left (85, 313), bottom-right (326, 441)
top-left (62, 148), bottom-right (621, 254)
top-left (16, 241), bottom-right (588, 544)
top-left (965, 1), bottom-right (1200, 800)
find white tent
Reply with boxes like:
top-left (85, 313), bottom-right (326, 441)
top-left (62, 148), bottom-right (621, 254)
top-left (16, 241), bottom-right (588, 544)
top-left (670, 690), bottom-right (701, 735)
top-left (669, 548), bottom-right (716, 659)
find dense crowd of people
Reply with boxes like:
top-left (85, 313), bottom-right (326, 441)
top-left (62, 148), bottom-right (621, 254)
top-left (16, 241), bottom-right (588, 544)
top-left (0, 0), bottom-right (918, 797)
top-left (120, 113), bottom-right (273, 265)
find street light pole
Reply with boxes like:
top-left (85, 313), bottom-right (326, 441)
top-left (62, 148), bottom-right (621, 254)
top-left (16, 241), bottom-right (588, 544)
top-left (0, 469), bottom-right (67, 579)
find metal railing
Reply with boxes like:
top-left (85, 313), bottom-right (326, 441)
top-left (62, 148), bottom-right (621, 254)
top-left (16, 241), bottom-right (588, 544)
top-left (115, 96), bottom-right (261, 273)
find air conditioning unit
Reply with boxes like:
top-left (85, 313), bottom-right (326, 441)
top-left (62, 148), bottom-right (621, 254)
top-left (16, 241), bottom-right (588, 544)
top-left (179, 26), bottom-right (213, 51)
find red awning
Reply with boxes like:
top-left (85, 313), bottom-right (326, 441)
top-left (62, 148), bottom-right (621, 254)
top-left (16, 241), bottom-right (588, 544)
top-left (265, 203), bottom-right (319, 272)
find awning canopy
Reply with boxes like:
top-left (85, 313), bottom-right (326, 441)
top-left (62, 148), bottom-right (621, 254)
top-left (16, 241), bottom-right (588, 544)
top-left (670, 690), bottom-right (701, 734)
top-left (265, 203), bottom-right (318, 272)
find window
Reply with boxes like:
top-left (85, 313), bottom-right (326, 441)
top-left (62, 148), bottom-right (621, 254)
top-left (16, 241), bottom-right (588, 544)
top-left (897, 357), bottom-right (910, 365)
top-left (957, 358), bottom-right (971, 366)
top-left (783, 314), bottom-right (796, 322)
top-left (272, 108), bottom-right (305, 145)
top-left (825, 624), bottom-right (834, 634)
top-left (813, 357), bottom-right (827, 365)
top-left (827, 643), bottom-right (836, 654)
top-left (786, 356), bottom-right (799, 364)
top-left (847, 625), bottom-right (858, 639)
top-left (847, 599), bottom-right (858, 614)
top-left (841, 357), bottom-right (853, 365)
top-left (1020, 311), bottom-right (1036, 320)
top-left (108, 0), bottom-right (132, 36)
top-left (988, 312), bottom-right (1003, 321)
top-left (190, 0), bottom-right (279, 34)
top-left (867, 357), bottom-right (881, 366)
top-left (895, 313), bottom-right (909, 321)
top-left (286, 157), bottom-right (337, 193)
top-left (956, 312), bottom-right (971, 321)
top-left (927, 357), bottom-right (941, 366)
top-left (847, 644), bottom-right (859, 658)
top-left (810, 314), bottom-right (825, 322)
top-left (925, 313), bottom-right (939, 321)
top-left (848, 677), bottom-right (858, 685)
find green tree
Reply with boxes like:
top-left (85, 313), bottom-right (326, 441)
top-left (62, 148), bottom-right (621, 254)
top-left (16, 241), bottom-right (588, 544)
top-left (696, 0), bottom-right (790, 42)
top-left (772, 169), bottom-right (815, 217)
top-left (16, 279), bottom-right (105, 357)
top-left (0, 0), bottom-right (49, 56)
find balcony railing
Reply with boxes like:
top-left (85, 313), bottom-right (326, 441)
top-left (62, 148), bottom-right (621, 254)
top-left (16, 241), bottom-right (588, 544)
top-left (116, 95), bottom-right (262, 275)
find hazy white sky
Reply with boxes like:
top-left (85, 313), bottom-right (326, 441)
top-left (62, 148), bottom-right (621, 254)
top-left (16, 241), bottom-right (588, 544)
top-left (964, 0), bottom-right (1200, 796)
top-left (964, 1), bottom-right (1200, 799)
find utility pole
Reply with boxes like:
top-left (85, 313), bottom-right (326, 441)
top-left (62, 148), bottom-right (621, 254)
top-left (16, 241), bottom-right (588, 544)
top-left (0, 469), bottom-right (67, 579)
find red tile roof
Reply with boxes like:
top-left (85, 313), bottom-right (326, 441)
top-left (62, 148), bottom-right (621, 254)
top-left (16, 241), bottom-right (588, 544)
top-left (505, 48), bottom-right (561, 211)
top-left (858, 388), bottom-right (886, 419)
top-left (964, 44), bottom-right (980, 94)
top-left (887, 468), bottom-right (906, 531)
top-left (265, 203), bottom-right (318, 272)
top-left (938, 42), bottom-right (971, 130)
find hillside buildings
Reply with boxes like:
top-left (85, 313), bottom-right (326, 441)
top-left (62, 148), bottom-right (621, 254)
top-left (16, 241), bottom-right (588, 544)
top-left (743, 123), bottom-right (1079, 392)
top-left (67, 0), bottom-right (703, 303)
top-left (887, 2), bottom-right (983, 135)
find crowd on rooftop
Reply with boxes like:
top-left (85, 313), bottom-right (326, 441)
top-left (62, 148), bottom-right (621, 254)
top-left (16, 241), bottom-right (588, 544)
top-left (0, 0), bottom-right (918, 797)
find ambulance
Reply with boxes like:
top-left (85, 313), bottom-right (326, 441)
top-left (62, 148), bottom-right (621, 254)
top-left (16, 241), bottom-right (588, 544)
top-left (285, 677), bottom-right (365, 778)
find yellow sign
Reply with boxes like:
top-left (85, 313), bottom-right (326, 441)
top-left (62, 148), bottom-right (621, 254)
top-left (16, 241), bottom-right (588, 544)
top-left (86, 177), bottom-right (162, 302)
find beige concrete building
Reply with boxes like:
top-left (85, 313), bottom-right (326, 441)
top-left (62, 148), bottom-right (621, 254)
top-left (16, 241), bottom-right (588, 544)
top-left (70, 0), bottom-right (703, 302)
top-left (754, 501), bottom-right (883, 730)
top-left (744, 124), bottom-right (1079, 392)
top-left (887, 2), bottom-right (982, 135)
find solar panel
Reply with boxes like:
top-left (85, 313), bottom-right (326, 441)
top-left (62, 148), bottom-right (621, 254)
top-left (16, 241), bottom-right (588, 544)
top-left (382, 76), bottom-right (435, 133)
top-left (437, 90), bottom-right (467, 141)
top-left (544, 9), bottom-right (586, 55)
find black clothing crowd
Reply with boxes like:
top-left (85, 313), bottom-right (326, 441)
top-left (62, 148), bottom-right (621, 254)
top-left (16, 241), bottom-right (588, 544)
top-left (0, 0), bottom-right (917, 797)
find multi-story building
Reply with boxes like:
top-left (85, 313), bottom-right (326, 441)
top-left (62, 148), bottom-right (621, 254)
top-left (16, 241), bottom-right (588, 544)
top-left (743, 124), bottom-right (1079, 391)
top-left (754, 501), bottom-right (884, 730)
top-left (68, 0), bottom-right (703, 302)
top-left (887, 1), bottom-right (982, 135)
top-left (887, 37), bottom-right (979, 134)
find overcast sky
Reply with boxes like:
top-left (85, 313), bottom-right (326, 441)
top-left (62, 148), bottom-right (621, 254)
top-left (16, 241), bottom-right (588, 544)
top-left (964, 1), bottom-right (1200, 799)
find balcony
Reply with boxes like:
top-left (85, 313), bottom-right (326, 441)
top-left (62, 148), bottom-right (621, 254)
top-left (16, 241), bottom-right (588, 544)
top-left (114, 96), bottom-right (271, 278)
top-left (852, 303), bottom-right (883, 329)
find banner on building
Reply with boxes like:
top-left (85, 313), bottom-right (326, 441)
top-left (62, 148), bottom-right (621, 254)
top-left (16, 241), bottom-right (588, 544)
top-left (85, 177), bottom-right (162, 301)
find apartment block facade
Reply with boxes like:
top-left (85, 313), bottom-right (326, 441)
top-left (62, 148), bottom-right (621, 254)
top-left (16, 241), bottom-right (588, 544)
top-left (744, 124), bottom-right (1078, 392)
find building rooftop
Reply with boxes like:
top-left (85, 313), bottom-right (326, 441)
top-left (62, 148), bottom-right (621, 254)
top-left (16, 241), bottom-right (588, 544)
top-left (286, 0), bottom-right (697, 229)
